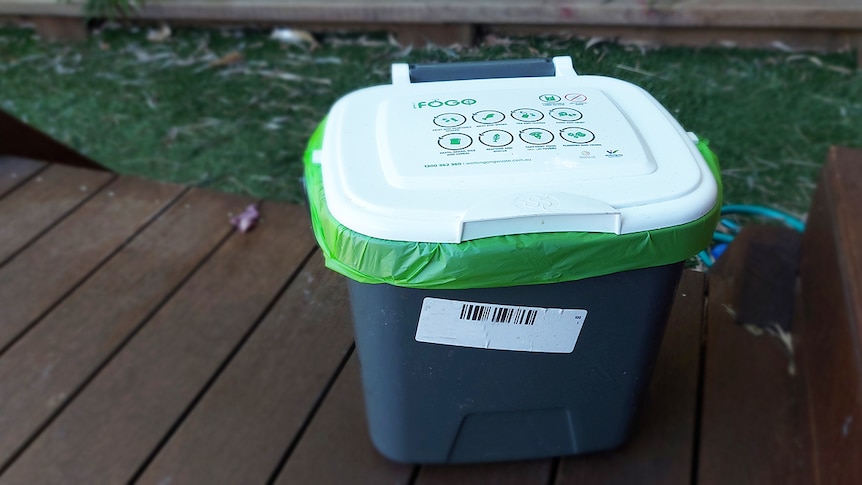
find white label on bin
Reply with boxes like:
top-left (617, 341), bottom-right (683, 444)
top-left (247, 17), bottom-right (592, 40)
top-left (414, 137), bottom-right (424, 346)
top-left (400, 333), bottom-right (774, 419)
top-left (415, 298), bottom-right (587, 353)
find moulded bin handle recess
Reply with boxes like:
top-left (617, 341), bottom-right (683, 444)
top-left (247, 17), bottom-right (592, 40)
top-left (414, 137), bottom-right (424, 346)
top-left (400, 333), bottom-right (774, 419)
top-left (392, 56), bottom-right (578, 86)
top-left (458, 192), bottom-right (621, 242)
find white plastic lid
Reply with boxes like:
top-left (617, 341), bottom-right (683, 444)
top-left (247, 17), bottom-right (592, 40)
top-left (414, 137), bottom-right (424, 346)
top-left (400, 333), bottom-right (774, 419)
top-left (316, 56), bottom-right (718, 243)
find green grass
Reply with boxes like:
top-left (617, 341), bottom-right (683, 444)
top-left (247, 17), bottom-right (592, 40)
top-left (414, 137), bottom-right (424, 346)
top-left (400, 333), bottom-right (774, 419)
top-left (1, 26), bottom-right (860, 212)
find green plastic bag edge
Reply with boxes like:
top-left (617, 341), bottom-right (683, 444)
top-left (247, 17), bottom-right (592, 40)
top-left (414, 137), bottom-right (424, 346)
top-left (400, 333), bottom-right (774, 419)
top-left (304, 118), bottom-right (723, 290)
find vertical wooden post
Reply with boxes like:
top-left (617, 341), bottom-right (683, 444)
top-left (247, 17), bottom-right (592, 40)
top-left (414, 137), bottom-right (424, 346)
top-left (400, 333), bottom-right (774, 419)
top-left (799, 146), bottom-right (862, 484)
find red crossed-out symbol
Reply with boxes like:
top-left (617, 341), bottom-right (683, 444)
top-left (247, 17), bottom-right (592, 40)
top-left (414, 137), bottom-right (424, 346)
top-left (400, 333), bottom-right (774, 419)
top-left (565, 93), bottom-right (588, 102)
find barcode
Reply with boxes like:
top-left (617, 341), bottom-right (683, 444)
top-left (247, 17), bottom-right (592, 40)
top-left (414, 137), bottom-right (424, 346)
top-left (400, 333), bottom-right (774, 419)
top-left (418, 298), bottom-right (587, 353)
top-left (459, 303), bottom-right (538, 326)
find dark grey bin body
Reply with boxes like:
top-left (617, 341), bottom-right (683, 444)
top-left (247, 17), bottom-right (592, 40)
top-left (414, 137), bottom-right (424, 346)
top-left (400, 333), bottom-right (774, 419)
top-left (347, 261), bottom-right (684, 464)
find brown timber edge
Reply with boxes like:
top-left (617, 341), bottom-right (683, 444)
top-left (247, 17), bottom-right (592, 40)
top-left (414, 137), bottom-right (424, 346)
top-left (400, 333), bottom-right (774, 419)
top-left (2, 0), bottom-right (862, 55)
top-left (0, 109), bottom-right (106, 172)
top-left (799, 146), bottom-right (862, 485)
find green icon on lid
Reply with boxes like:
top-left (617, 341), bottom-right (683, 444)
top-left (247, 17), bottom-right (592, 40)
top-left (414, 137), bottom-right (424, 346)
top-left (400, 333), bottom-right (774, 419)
top-left (450, 138), bottom-right (461, 145)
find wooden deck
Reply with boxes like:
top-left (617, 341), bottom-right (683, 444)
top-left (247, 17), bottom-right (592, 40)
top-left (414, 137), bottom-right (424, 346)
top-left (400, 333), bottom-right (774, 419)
top-left (0, 150), bottom-right (860, 483)
top-left (2, 0), bottom-right (862, 53)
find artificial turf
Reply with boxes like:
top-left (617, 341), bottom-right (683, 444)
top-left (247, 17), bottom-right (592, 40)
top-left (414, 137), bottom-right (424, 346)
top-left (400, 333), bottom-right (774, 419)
top-left (1, 25), bottom-right (860, 213)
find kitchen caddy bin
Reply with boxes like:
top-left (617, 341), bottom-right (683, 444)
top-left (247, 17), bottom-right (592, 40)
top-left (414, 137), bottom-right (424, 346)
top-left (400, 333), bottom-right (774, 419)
top-left (304, 56), bottom-right (721, 463)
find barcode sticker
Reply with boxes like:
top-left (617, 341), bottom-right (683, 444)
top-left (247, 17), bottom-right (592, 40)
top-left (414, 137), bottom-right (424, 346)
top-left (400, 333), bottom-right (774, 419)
top-left (415, 298), bottom-right (587, 353)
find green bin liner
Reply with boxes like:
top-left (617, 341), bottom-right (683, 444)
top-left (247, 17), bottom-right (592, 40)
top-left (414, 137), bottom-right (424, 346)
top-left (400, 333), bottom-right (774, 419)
top-left (304, 120), bottom-right (722, 290)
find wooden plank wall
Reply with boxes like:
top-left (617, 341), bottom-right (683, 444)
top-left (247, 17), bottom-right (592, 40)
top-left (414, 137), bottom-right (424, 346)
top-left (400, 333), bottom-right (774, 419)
top-left (1, 0), bottom-right (861, 53)
top-left (3, 0), bottom-right (862, 29)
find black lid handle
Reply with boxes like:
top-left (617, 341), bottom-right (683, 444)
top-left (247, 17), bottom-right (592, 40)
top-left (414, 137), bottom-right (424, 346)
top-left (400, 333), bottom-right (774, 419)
top-left (391, 56), bottom-right (577, 85)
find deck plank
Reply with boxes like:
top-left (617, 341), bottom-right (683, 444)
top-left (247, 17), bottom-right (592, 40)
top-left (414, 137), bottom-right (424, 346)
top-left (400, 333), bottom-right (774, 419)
top-left (0, 157), bottom-right (45, 199)
top-left (136, 252), bottom-right (355, 485)
top-left (417, 460), bottom-right (552, 484)
top-left (0, 164), bottom-right (113, 265)
top-left (698, 226), bottom-right (815, 485)
top-left (275, 353), bottom-right (416, 485)
top-left (0, 176), bottom-right (184, 351)
top-left (0, 202), bottom-right (315, 484)
top-left (555, 271), bottom-right (705, 485)
top-left (0, 188), bottom-right (241, 471)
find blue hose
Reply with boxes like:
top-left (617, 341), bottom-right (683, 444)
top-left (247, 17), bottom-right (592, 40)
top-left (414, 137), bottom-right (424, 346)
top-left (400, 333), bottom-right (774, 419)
top-left (697, 204), bottom-right (806, 268)
top-left (698, 249), bottom-right (714, 268)
top-left (712, 232), bottom-right (735, 243)
top-left (719, 218), bottom-right (741, 233)
top-left (720, 205), bottom-right (806, 232)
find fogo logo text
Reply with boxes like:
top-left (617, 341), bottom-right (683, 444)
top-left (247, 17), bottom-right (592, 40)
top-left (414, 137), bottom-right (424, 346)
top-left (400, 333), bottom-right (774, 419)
top-left (414, 98), bottom-right (477, 109)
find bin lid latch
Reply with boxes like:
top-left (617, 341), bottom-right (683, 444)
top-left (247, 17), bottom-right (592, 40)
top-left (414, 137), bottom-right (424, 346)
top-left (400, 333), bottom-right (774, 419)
top-left (459, 192), bottom-right (621, 242)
